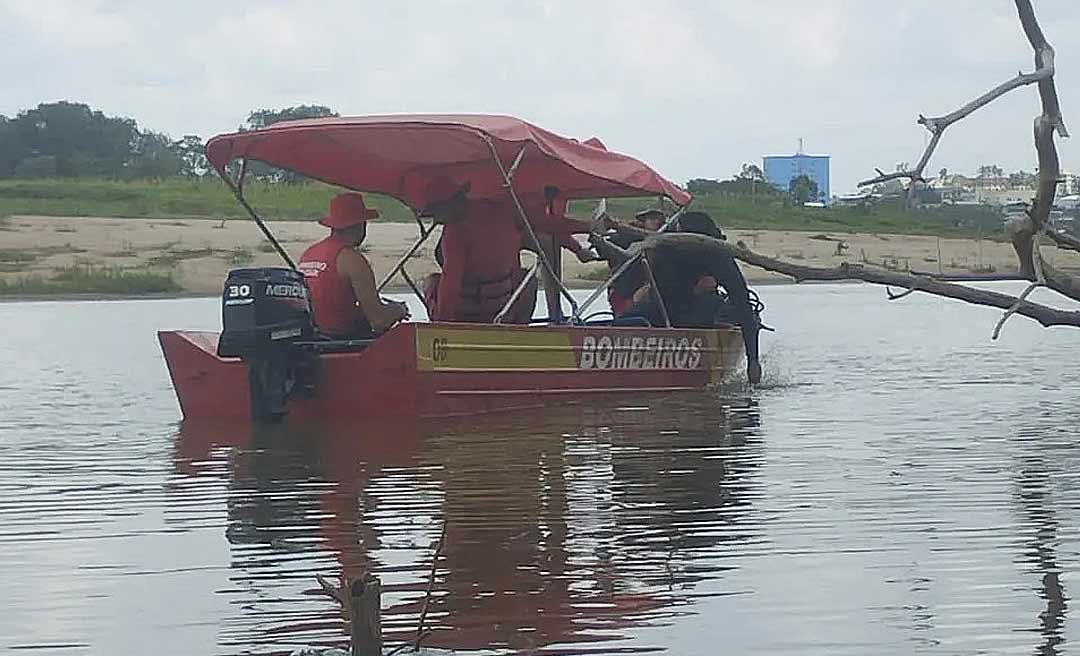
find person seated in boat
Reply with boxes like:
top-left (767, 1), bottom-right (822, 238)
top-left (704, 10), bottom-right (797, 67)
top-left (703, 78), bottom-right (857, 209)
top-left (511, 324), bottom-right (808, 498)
top-left (424, 182), bottom-right (537, 324)
top-left (623, 211), bottom-right (762, 383)
top-left (297, 192), bottom-right (409, 338)
top-left (589, 207), bottom-right (666, 316)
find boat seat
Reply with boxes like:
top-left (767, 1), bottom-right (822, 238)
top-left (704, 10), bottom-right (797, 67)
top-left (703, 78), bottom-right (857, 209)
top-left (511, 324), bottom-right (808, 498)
top-left (294, 338), bottom-right (375, 354)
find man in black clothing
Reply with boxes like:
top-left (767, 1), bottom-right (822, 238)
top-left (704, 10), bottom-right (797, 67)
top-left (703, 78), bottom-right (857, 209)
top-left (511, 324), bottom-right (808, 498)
top-left (624, 211), bottom-right (762, 384)
top-left (592, 208), bottom-right (666, 315)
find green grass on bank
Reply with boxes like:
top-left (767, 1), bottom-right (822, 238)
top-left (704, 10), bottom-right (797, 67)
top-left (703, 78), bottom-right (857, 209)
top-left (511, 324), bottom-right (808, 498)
top-left (591, 195), bottom-right (1006, 240)
top-left (0, 178), bottom-right (1007, 239)
top-left (0, 263), bottom-right (179, 296)
top-left (0, 178), bottom-right (416, 222)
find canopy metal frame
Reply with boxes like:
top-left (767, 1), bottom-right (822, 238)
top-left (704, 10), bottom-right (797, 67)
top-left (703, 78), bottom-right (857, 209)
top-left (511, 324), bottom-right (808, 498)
top-left (216, 133), bottom-right (687, 327)
top-left (375, 217), bottom-right (436, 312)
top-left (493, 259), bottom-right (541, 324)
top-left (218, 157), bottom-right (438, 312)
top-left (220, 158), bottom-right (298, 271)
top-left (570, 206), bottom-right (686, 323)
top-left (483, 138), bottom-right (580, 323)
top-left (640, 256), bottom-right (672, 328)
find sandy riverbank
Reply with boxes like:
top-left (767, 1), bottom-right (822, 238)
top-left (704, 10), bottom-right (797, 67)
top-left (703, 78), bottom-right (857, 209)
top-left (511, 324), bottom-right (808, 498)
top-left (2, 215), bottom-right (1079, 297)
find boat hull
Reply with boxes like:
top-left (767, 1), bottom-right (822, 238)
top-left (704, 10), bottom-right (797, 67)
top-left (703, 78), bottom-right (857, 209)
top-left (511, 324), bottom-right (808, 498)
top-left (158, 322), bottom-right (745, 421)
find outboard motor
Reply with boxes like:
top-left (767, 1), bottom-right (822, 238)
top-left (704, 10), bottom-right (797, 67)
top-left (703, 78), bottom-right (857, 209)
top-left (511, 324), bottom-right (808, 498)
top-left (217, 267), bottom-right (316, 421)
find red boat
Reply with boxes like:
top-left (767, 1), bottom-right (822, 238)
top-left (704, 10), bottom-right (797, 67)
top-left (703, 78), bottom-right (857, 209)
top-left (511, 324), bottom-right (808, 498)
top-left (158, 115), bottom-right (751, 421)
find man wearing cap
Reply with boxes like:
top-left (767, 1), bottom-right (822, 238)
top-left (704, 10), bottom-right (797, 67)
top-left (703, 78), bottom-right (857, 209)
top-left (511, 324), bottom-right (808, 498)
top-left (298, 192), bottom-right (409, 338)
top-left (592, 207), bottom-right (666, 316)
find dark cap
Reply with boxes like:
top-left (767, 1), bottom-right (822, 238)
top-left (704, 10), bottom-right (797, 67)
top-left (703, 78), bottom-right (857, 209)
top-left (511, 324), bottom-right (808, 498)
top-left (678, 211), bottom-right (726, 240)
top-left (634, 208), bottom-right (665, 220)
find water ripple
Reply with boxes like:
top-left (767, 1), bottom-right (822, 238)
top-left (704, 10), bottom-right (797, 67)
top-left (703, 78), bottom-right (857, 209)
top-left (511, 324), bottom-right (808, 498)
top-left (3, 290), bottom-right (1080, 654)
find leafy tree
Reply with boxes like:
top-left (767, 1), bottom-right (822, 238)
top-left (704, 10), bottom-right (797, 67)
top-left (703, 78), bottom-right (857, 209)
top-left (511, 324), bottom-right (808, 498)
top-left (244, 104), bottom-right (337, 131)
top-left (0, 115), bottom-right (19, 177)
top-left (737, 163), bottom-right (765, 182)
top-left (687, 176), bottom-right (782, 198)
top-left (789, 175), bottom-right (819, 204)
top-left (13, 155), bottom-right (58, 178)
top-left (128, 131), bottom-right (181, 179)
top-left (939, 167), bottom-right (948, 180)
top-left (1007, 170), bottom-right (1036, 187)
top-left (170, 135), bottom-right (211, 178)
top-left (686, 178), bottom-right (724, 195)
top-left (978, 164), bottom-right (1004, 178)
top-left (241, 104), bottom-right (338, 182)
top-left (2, 101), bottom-right (139, 178)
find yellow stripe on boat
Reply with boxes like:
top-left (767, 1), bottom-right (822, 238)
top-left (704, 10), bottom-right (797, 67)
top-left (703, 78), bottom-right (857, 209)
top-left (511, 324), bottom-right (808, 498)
top-left (416, 326), bottom-right (577, 371)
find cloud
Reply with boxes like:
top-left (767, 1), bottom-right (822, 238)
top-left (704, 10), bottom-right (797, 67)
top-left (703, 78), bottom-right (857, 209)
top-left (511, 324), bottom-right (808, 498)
top-left (3, 0), bottom-right (134, 49)
top-left (0, 0), bottom-right (1077, 191)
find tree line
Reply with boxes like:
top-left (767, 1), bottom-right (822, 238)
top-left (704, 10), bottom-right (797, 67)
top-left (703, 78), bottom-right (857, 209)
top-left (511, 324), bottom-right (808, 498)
top-left (687, 164), bottom-right (822, 204)
top-left (2, 101), bottom-right (1033, 207)
top-left (0, 101), bottom-right (337, 181)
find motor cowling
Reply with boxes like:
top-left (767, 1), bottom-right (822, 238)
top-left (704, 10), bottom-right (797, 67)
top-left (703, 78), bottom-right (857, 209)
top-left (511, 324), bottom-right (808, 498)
top-left (216, 267), bottom-right (317, 421)
top-left (217, 267), bottom-right (314, 357)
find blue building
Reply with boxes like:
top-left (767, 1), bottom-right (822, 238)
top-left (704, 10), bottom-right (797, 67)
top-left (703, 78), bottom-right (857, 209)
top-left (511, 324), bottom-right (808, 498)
top-left (763, 152), bottom-right (831, 201)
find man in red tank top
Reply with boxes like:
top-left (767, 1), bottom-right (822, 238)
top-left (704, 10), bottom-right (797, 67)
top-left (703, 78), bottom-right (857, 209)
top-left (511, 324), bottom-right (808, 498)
top-left (298, 193), bottom-right (409, 338)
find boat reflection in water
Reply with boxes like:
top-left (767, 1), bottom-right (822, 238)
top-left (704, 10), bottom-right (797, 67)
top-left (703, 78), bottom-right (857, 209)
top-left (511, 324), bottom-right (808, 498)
top-left (172, 392), bottom-right (763, 654)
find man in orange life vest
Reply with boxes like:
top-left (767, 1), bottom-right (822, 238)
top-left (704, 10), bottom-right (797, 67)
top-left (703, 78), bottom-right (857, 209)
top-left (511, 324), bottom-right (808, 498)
top-left (298, 193), bottom-right (409, 338)
top-left (425, 181), bottom-right (596, 324)
top-left (429, 187), bottom-right (534, 324)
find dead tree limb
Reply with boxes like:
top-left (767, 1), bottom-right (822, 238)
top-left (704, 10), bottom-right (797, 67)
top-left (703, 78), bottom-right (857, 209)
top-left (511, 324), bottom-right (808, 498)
top-left (313, 573), bottom-right (352, 610)
top-left (644, 232), bottom-right (1080, 333)
top-left (858, 0), bottom-right (1063, 202)
top-left (993, 0), bottom-right (1080, 331)
top-left (843, 0), bottom-right (1080, 337)
top-left (309, 572), bottom-right (383, 656)
top-left (414, 519), bottom-right (448, 650)
top-left (350, 575), bottom-right (382, 656)
top-left (886, 287), bottom-right (918, 301)
top-left (1046, 229), bottom-right (1080, 253)
top-left (1016, 0), bottom-right (1068, 136)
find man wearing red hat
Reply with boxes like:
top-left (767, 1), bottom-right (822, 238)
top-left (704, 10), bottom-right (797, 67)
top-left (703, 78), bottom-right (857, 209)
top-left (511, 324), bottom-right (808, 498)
top-left (298, 193), bottom-right (409, 338)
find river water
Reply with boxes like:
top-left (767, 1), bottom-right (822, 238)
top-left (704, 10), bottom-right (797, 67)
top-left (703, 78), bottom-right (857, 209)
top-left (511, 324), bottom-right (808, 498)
top-left (2, 284), bottom-right (1080, 655)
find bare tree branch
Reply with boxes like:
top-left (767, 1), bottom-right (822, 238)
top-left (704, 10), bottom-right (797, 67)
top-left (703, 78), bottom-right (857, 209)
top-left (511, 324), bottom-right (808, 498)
top-left (917, 70), bottom-right (1054, 136)
top-left (858, 0), bottom-right (1063, 195)
top-left (1045, 229), bottom-right (1080, 253)
top-left (1030, 115), bottom-right (1061, 228)
top-left (847, 0), bottom-right (1080, 338)
top-left (992, 280), bottom-right (1042, 339)
top-left (886, 287), bottom-right (918, 301)
top-left (908, 270), bottom-right (1028, 282)
top-left (992, 0), bottom-right (1078, 333)
top-left (611, 1), bottom-right (1080, 339)
top-left (856, 66), bottom-right (1050, 191)
top-left (1006, 218), bottom-right (1080, 306)
top-left (1016, 0), bottom-right (1068, 136)
top-left (644, 232), bottom-right (1080, 333)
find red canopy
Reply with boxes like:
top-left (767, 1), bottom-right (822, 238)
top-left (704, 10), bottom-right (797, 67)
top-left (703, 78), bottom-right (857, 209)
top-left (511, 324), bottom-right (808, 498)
top-left (206, 114), bottom-right (691, 210)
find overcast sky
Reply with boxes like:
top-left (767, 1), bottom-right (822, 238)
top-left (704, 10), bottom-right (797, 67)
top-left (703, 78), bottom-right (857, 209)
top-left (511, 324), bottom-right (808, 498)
top-left (2, 0), bottom-right (1078, 193)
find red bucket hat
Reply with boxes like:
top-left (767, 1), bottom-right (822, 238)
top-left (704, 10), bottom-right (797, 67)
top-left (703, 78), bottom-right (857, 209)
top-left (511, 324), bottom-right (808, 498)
top-left (320, 192), bottom-right (379, 229)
